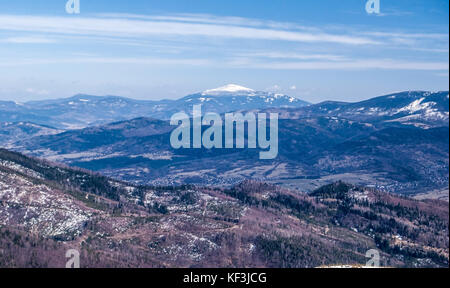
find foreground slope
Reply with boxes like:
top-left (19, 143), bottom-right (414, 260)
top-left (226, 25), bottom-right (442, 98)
top-left (0, 150), bottom-right (448, 267)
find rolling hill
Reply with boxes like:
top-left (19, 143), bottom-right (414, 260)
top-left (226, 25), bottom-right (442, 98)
top-left (0, 149), bottom-right (448, 268)
top-left (9, 91), bottom-right (448, 196)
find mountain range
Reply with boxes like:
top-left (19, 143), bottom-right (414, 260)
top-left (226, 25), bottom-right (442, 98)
top-left (0, 87), bottom-right (448, 268)
top-left (0, 84), bottom-right (308, 130)
top-left (272, 91), bottom-right (449, 128)
top-left (6, 90), bottom-right (448, 197)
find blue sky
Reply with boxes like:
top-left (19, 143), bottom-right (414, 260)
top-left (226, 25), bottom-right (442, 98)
top-left (0, 0), bottom-right (448, 103)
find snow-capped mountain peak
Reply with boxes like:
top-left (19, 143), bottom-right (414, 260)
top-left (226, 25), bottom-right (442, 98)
top-left (202, 84), bottom-right (255, 95)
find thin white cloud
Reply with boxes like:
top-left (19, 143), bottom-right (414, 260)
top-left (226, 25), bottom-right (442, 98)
top-left (0, 13), bottom-right (446, 73)
top-left (365, 32), bottom-right (448, 40)
top-left (101, 13), bottom-right (449, 51)
top-left (0, 57), bottom-right (213, 67)
top-left (362, 31), bottom-right (449, 49)
top-left (240, 52), bottom-right (347, 61)
top-left (0, 14), bottom-right (378, 45)
top-left (373, 10), bottom-right (415, 17)
top-left (410, 47), bottom-right (449, 53)
top-left (96, 13), bottom-right (317, 31)
top-left (1, 13), bottom-right (445, 54)
top-left (0, 56), bottom-right (446, 72)
top-left (229, 58), bottom-right (449, 71)
top-left (1, 36), bottom-right (57, 43)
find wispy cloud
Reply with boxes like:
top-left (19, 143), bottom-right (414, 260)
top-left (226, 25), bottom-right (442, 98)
top-left (238, 52), bottom-right (347, 61)
top-left (0, 56), bottom-right (446, 72)
top-left (364, 31), bottom-right (448, 40)
top-left (0, 13), bottom-right (447, 73)
top-left (0, 57), bottom-right (213, 67)
top-left (1, 36), bottom-right (57, 44)
top-left (0, 14), bottom-right (378, 45)
top-left (373, 10), bottom-right (415, 17)
top-left (1, 13), bottom-right (445, 53)
top-left (228, 58), bottom-right (449, 71)
top-left (96, 13), bottom-right (318, 31)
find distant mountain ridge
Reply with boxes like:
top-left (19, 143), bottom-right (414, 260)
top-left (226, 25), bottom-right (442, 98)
top-left (2, 90), bottom-right (448, 196)
top-left (0, 84), bottom-right (309, 130)
top-left (272, 91), bottom-right (449, 128)
top-left (9, 91), bottom-right (448, 196)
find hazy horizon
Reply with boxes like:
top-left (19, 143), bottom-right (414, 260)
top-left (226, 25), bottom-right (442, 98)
top-left (1, 84), bottom-right (449, 105)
